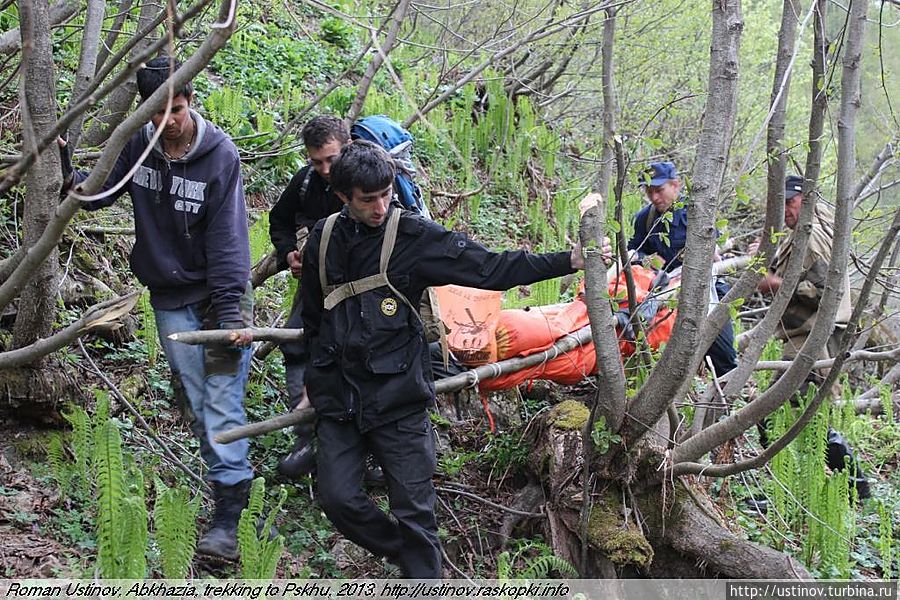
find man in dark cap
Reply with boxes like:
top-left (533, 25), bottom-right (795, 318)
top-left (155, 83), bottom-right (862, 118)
top-left (754, 175), bottom-right (869, 499)
top-left (627, 161), bottom-right (738, 377)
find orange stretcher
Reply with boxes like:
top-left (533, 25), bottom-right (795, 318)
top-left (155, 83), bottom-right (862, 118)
top-left (434, 266), bottom-right (676, 392)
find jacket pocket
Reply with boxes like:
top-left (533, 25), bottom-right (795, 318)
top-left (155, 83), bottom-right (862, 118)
top-left (366, 332), bottom-right (418, 375)
top-left (307, 345), bottom-right (340, 408)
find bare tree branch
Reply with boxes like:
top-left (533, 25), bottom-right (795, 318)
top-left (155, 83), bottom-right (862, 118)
top-left (622, 0), bottom-right (743, 446)
top-left (347, 0), bottom-right (412, 122)
top-left (673, 0), bottom-right (861, 466)
top-left (0, 0), bottom-right (236, 314)
top-left (0, 291), bottom-right (141, 369)
top-left (64, 0), bottom-right (106, 150)
top-left (403, 2), bottom-right (614, 129)
top-left (0, 0), bottom-right (77, 55)
top-left (80, 0), bottom-right (158, 148)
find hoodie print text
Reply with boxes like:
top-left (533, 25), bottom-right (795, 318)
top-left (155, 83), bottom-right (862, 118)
top-left (132, 165), bottom-right (207, 213)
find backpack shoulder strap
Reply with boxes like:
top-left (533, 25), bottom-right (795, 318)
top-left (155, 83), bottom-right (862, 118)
top-left (299, 167), bottom-right (313, 201)
top-left (318, 213), bottom-right (340, 293)
top-left (322, 208), bottom-right (407, 311)
top-left (645, 206), bottom-right (658, 233)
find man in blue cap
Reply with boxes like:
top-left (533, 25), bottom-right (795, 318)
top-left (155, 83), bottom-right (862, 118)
top-left (627, 161), bottom-right (738, 376)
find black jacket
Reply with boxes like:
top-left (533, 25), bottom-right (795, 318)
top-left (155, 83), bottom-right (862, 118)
top-left (269, 166), bottom-right (343, 272)
top-left (300, 204), bottom-right (575, 432)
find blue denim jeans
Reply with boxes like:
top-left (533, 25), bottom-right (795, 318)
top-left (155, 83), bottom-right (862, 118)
top-left (156, 301), bottom-right (253, 486)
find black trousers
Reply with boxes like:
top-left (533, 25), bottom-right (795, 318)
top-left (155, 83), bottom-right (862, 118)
top-left (316, 411), bottom-right (441, 578)
top-left (708, 280), bottom-right (738, 376)
top-left (283, 287), bottom-right (307, 408)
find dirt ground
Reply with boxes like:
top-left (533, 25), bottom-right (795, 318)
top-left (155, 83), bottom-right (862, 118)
top-left (0, 421), bottom-right (80, 578)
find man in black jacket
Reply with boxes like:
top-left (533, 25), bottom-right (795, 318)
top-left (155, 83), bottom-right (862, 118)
top-left (300, 141), bottom-right (585, 578)
top-left (269, 116), bottom-right (349, 478)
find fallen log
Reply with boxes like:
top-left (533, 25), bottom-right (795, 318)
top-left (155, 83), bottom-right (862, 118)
top-left (0, 289), bottom-right (141, 369)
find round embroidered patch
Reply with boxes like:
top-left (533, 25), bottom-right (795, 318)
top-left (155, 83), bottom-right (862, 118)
top-left (381, 297), bottom-right (398, 316)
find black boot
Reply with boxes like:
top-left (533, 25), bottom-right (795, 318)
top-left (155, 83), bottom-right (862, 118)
top-left (277, 422), bottom-right (316, 480)
top-left (826, 428), bottom-right (871, 500)
top-left (196, 479), bottom-right (251, 559)
top-left (363, 454), bottom-right (386, 487)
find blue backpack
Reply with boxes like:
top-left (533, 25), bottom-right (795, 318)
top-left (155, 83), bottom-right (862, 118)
top-left (351, 115), bottom-right (429, 217)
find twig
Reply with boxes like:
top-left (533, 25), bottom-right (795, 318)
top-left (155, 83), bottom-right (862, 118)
top-left (436, 485), bottom-right (544, 517)
top-left (77, 338), bottom-right (207, 490)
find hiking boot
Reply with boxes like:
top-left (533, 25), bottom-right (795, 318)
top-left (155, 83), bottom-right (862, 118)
top-left (744, 497), bottom-right (769, 515)
top-left (277, 441), bottom-right (316, 479)
top-left (197, 479), bottom-right (251, 560)
top-left (277, 425), bottom-right (316, 480)
top-left (364, 460), bottom-right (386, 487)
top-left (826, 428), bottom-right (872, 501)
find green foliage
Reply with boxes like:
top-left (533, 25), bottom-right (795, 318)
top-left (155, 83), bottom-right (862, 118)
top-left (438, 450), bottom-right (479, 476)
top-left (496, 538), bottom-right (577, 579)
top-left (47, 433), bottom-right (72, 493)
top-left (481, 431), bottom-right (529, 478)
top-left (94, 418), bottom-right (147, 578)
top-left (876, 500), bottom-right (894, 578)
top-left (137, 291), bottom-right (158, 367)
top-left (320, 17), bottom-right (355, 48)
top-left (753, 338), bottom-right (783, 391)
top-left (590, 415), bottom-right (622, 455)
top-left (238, 478), bottom-right (286, 579)
top-left (765, 387), bottom-right (857, 577)
top-left (153, 480), bottom-right (200, 578)
top-left (249, 213), bottom-right (272, 264)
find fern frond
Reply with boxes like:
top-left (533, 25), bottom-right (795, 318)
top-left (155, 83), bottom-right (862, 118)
top-left (520, 554), bottom-right (577, 579)
top-left (239, 479), bottom-right (285, 578)
top-left (119, 495), bottom-right (149, 578)
top-left (153, 479), bottom-right (200, 579)
top-left (238, 478), bottom-right (266, 578)
top-left (94, 419), bottom-right (125, 578)
top-left (138, 291), bottom-right (158, 366)
top-left (249, 214), bottom-right (271, 264)
top-left (62, 404), bottom-right (92, 492)
top-left (46, 433), bottom-right (73, 493)
top-left (496, 551), bottom-right (512, 579)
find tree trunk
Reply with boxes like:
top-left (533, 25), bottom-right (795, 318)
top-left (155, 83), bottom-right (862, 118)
top-left (64, 0), bottom-right (105, 150)
top-left (528, 402), bottom-right (811, 578)
top-left (80, 0), bottom-right (158, 148)
top-left (12, 0), bottom-right (61, 354)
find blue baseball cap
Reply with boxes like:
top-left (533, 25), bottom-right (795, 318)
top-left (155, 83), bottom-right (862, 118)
top-left (785, 175), bottom-right (804, 200)
top-left (641, 162), bottom-right (678, 187)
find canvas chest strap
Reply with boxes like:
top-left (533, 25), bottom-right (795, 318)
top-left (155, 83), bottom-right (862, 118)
top-left (318, 208), bottom-right (409, 311)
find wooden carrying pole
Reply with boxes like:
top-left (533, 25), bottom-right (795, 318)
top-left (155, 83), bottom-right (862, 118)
top-left (215, 325), bottom-right (594, 444)
top-left (212, 256), bottom-right (752, 444)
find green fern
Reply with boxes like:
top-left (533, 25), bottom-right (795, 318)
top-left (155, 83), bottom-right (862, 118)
top-left (249, 213), bottom-right (271, 264)
top-left (46, 433), bottom-right (73, 493)
top-left (496, 551), bottom-right (513, 579)
top-left (497, 539), bottom-right (577, 579)
top-left (520, 553), bottom-right (578, 579)
top-left (238, 478), bottom-right (285, 578)
top-left (877, 500), bottom-right (893, 578)
top-left (61, 404), bottom-right (92, 495)
top-left (153, 479), bottom-right (200, 578)
top-left (138, 291), bottom-right (158, 367)
top-left (94, 419), bottom-right (127, 577)
top-left (119, 494), bottom-right (149, 578)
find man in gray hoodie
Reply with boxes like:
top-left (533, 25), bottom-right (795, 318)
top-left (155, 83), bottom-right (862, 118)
top-left (67, 57), bottom-right (256, 558)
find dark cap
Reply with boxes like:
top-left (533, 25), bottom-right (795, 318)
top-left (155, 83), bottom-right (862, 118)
top-left (785, 175), bottom-right (804, 200)
top-left (640, 162), bottom-right (677, 187)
